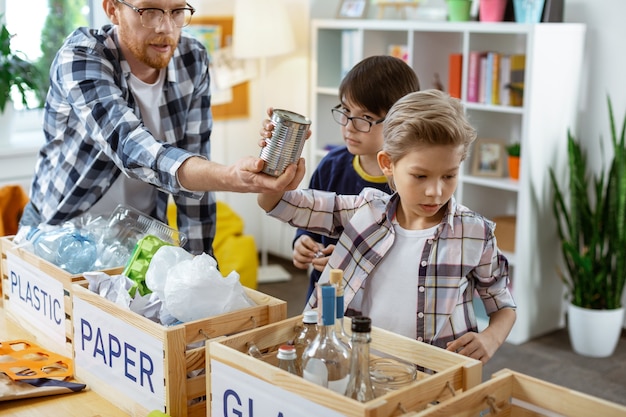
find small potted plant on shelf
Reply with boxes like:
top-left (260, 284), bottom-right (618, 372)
top-left (548, 96), bottom-right (626, 358)
top-left (506, 142), bottom-right (521, 180)
top-left (0, 17), bottom-right (41, 115)
top-left (446, 0), bottom-right (473, 22)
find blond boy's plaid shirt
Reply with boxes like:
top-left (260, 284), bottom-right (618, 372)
top-left (269, 188), bottom-right (516, 348)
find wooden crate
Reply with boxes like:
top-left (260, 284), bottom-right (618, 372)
top-left (206, 315), bottom-right (483, 417)
top-left (408, 368), bottom-right (626, 416)
top-left (71, 281), bottom-right (287, 417)
top-left (0, 235), bottom-right (122, 355)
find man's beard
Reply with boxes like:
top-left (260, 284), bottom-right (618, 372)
top-left (126, 35), bottom-right (178, 69)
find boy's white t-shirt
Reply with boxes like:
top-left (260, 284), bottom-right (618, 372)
top-left (361, 221), bottom-right (438, 339)
top-left (87, 69), bottom-right (166, 218)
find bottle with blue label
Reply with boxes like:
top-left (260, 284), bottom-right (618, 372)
top-left (302, 283), bottom-right (350, 394)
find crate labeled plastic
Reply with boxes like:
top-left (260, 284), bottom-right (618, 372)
top-left (71, 282), bottom-right (287, 417)
top-left (207, 315), bottom-right (483, 417)
top-left (0, 236), bottom-right (122, 355)
top-left (408, 368), bottom-right (626, 417)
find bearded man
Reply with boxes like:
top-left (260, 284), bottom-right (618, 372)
top-left (20, 0), bottom-right (303, 256)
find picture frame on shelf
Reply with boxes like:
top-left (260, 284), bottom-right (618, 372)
top-left (337, 0), bottom-right (368, 19)
top-left (471, 139), bottom-right (505, 177)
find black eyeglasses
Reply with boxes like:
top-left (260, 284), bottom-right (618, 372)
top-left (331, 105), bottom-right (385, 133)
top-left (116, 0), bottom-right (195, 28)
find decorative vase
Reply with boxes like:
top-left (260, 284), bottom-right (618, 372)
top-left (513, 0), bottom-right (546, 23)
top-left (446, 0), bottom-right (472, 22)
top-left (567, 303), bottom-right (625, 358)
top-left (479, 0), bottom-right (508, 22)
top-left (507, 155), bottom-right (520, 180)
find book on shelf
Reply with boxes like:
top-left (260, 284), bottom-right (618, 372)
top-left (490, 52), bottom-right (501, 105)
top-left (479, 54), bottom-right (488, 104)
top-left (508, 54), bottom-right (526, 107)
top-left (466, 50), bottom-right (525, 107)
top-left (467, 51), bottom-right (486, 103)
top-left (341, 30), bottom-right (360, 79)
top-left (448, 53), bottom-right (462, 99)
top-left (499, 54), bottom-right (511, 106)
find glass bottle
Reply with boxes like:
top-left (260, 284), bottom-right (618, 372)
top-left (293, 310), bottom-right (319, 376)
top-left (302, 284), bottom-right (351, 394)
top-left (328, 268), bottom-right (351, 348)
top-left (344, 316), bottom-right (376, 402)
top-left (246, 341), bottom-right (264, 360)
top-left (277, 344), bottom-right (299, 375)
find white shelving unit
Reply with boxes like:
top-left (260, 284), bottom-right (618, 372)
top-left (309, 19), bottom-right (586, 345)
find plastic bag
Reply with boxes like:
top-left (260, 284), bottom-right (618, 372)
top-left (146, 246), bottom-right (255, 323)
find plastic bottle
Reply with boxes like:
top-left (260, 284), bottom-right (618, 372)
top-left (33, 228), bottom-right (97, 274)
top-left (328, 268), bottom-right (351, 348)
top-left (302, 284), bottom-right (350, 394)
top-left (293, 310), bottom-right (319, 375)
top-left (276, 344), bottom-right (299, 375)
top-left (344, 316), bottom-right (376, 402)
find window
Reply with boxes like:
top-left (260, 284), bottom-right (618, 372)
top-left (2, 0), bottom-right (100, 135)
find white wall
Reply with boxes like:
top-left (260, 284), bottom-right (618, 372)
top-left (554, 1), bottom-right (626, 323)
top-left (564, 1), bottom-right (626, 166)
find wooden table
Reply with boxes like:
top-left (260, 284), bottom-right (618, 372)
top-left (0, 301), bottom-right (129, 417)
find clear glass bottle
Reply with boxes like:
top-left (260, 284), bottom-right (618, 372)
top-left (293, 310), bottom-right (319, 376)
top-left (302, 284), bottom-right (351, 394)
top-left (246, 341), bottom-right (264, 360)
top-left (344, 316), bottom-right (376, 402)
top-left (328, 269), bottom-right (351, 348)
top-left (277, 344), bottom-right (299, 375)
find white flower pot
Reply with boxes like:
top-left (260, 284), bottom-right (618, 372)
top-left (567, 303), bottom-right (625, 358)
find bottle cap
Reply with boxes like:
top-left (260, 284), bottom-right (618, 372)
top-left (351, 316), bottom-right (371, 333)
top-left (302, 310), bottom-right (318, 324)
top-left (277, 344), bottom-right (297, 360)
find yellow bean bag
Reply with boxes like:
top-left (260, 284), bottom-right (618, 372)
top-left (167, 201), bottom-right (258, 289)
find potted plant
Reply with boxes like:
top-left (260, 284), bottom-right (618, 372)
top-left (446, 0), bottom-right (473, 22)
top-left (549, 97), bottom-right (626, 358)
top-left (0, 18), bottom-right (41, 115)
top-left (506, 142), bottom-right (521, 180)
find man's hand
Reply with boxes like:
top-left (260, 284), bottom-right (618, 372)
top-left (232, 156), bottom-right (305, 193)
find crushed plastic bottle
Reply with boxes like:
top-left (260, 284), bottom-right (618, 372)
top-left (33, 228), bottom-right (97, 274)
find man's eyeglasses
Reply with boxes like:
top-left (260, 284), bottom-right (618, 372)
top-left (331, 105), bottom-right (385, 133)
top-left (116, 0), bottom-right (195, 28)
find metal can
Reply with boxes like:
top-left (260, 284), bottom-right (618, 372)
top-left (260, 109), bottom-right (311, 176)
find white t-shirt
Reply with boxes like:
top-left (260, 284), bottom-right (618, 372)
top-left (87, 69), bottom-right (166, 217)
top-left (361, 221), bottom-right (438, 339)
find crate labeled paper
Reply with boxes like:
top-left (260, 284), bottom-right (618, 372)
top-left (71, 282), bottom-right (287, 417)
top-left (0, 236), bottom-right (121, 355)
top-left (410, 368), bottom-right (626, 417)
top-left (207, 315), bottom-right (483, 417)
